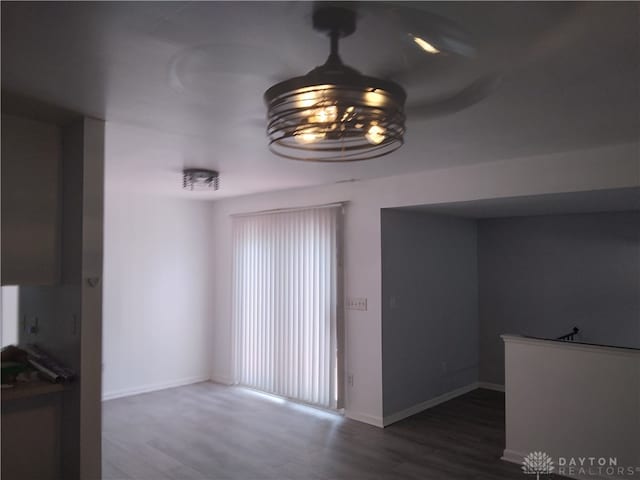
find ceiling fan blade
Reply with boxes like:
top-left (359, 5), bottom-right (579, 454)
top-left (406, 74), bottom-right (501, 119)
top-left (353, 2), bottom-right (481, 90)
top-left (367, 2), bottom-right (588, 92)
top-left (375, 54), bottom-right (468, 88)
top-left (361, 2), bottom-right (477, 58)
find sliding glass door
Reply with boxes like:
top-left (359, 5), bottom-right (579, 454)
top-left (232, 205), bottom-right (342, 409)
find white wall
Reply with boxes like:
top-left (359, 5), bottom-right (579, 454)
top-left (502, 335), bottom-right (640, 480)
top-left (102, 190), bottom-right (213, 399)
top-left (1, 286), bottom-right (19, 347)
top-left (210, 141), bottom-right (639, 426)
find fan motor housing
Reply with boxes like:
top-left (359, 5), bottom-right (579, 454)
top-left (312, 4), bottom-right (357, 37)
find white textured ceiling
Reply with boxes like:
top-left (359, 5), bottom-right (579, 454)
top-left (2, 2), bottom-right (638, 198)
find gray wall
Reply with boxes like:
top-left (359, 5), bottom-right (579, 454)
top-left (479, 212), bottom-right (640, 385)
top-left (381, 210), bottom-right (479, 417)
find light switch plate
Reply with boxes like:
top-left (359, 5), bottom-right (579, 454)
top-left (346, 297), bottom-right (367, 311)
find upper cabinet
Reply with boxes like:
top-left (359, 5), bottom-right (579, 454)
top-left (1, 113), bottom-right (62, 285)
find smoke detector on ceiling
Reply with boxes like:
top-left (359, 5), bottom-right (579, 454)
top-left (182, 168), bottom-right (220, 191)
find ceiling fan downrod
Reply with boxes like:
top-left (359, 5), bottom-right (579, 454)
top-left (312, 5), bottom-right (357, 66)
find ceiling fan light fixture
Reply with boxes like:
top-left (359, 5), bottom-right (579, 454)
top-left (365, 124), bottom-right (386, 145)
top-left (264, 6), bottom-right (406, 162)
top-left (294, 128), bottom-right (326, 144)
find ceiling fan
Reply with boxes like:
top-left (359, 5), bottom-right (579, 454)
top-left (263, 2), bottom-right (500, 162)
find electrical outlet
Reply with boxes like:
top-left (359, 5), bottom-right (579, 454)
top-left (441, 361), bottom-right (448, 373)
top-left (346, 297), bottom-right (367, 311)
top-left (347, 374), bottom-right (354, 387)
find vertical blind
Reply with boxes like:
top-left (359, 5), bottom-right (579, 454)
top-left (232, 205), bottom-right (340, 409)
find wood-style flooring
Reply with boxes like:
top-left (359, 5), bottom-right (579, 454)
top-left (102, 383), bottom-right (561, 479)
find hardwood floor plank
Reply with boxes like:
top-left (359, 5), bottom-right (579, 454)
top-left (103, 383), bottom-right (566, 479)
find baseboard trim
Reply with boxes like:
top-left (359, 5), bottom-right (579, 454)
top-left (477, 381), bottom-right (505, 392)
top-left (102, 375), bottom-right (210, 401)
top-left (501, 449), bottom-right (524, 465)
top-left (383, 383), bottom-right (479, 427)
top-left (502, 449), bottom-right (617, 480)
top-left (345, 410), bottom-right (384, 428)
